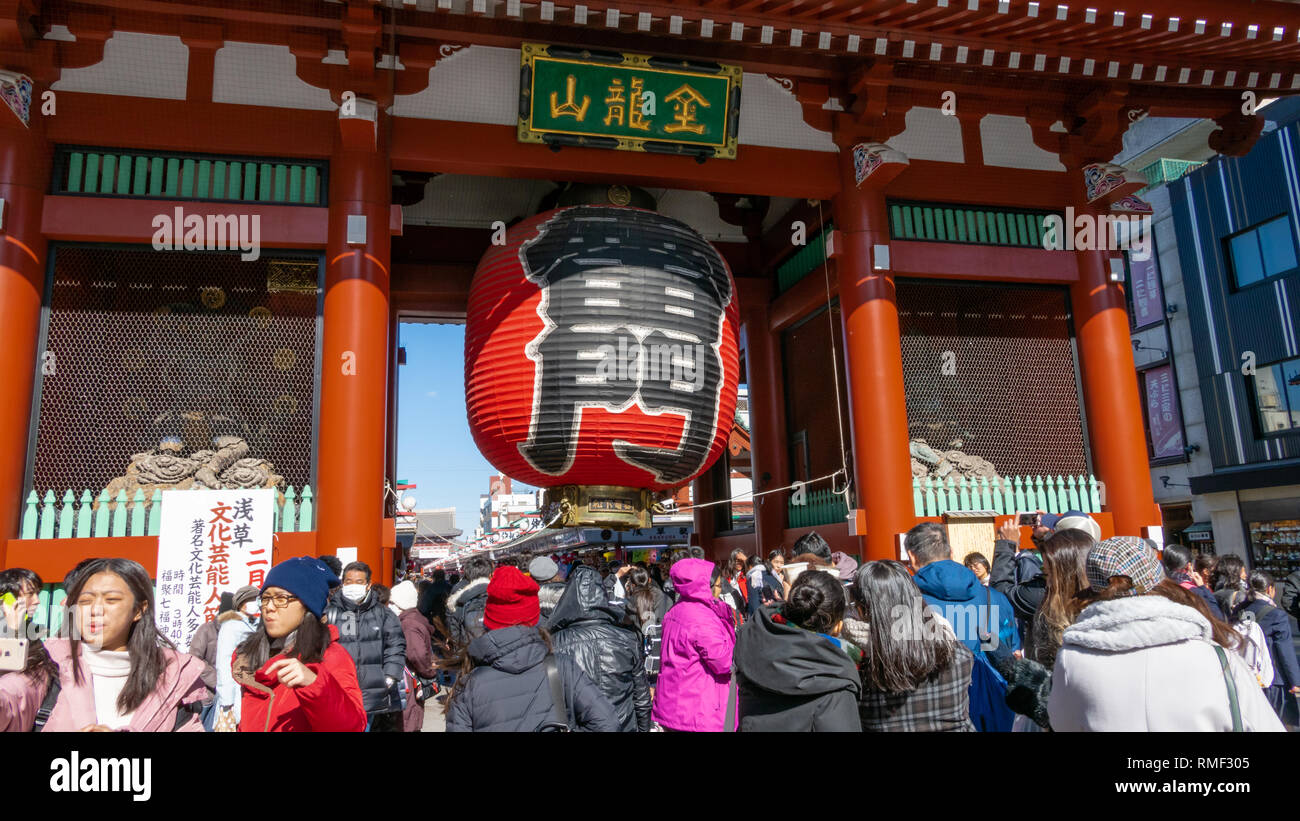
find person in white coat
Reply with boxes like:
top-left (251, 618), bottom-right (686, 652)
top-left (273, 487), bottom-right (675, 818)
top-left (1048, 537), bottom-right (1284, 732)
top-left (213, 585), bottom-right (261, 725)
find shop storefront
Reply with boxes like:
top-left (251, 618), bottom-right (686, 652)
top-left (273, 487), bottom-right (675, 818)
top-left (1242, 498), bottom-right (1300, 580)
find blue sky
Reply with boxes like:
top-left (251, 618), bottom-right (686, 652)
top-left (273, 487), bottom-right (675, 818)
top-left (395, 322), bottom-right (535, 537)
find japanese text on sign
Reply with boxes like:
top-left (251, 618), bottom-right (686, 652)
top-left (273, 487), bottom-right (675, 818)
top-left (155, 489), bottom-right (274, 651)
top-left (519, 44), bottom-right (741, 159)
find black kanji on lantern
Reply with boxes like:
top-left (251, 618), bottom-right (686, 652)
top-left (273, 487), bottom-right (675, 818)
top-left (516, 206), bottom-right (733, 484)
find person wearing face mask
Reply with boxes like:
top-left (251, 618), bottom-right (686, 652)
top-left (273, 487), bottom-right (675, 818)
top-left (12, 558), bottom-right (207, 731)
top-left (324, 561), bottom-right (407, 731)
top-left (233, 557), bottom-right (366, 732)
top-left (212, 585), bottom-right (261, 729)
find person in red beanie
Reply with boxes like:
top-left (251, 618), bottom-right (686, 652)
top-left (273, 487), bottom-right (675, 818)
top-left (445, 566), bottom-right (618, 732)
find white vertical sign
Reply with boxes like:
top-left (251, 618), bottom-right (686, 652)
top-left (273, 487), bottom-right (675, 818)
top-left (154, 488), bottom-right (274, 651)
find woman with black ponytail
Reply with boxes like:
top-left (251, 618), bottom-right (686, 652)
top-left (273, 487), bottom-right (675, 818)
top-left (732, 570), bottom-right (862, 731)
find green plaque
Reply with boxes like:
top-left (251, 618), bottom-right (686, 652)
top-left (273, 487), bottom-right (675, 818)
top-left (519, 43), bottom-right (741, 159)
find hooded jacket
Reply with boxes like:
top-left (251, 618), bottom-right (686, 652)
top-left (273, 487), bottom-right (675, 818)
top-left (913, 560), bottom-right (1021, 658)
top-left (35, 639), bottom-right (206, 732)
top-left (325, 588), bottom-right (407, 714)
top-left (214, 610), bottom-right (257, 719)
top-left (235, 623), bottom-right (367, 732)
top-left (548, 566), bottom-right (652, 732)
top-left (446, 624), bottom-right (619, 732)
top-left (651, 558), bottom-right (737, 732)
top-left (1048, 595), bottom-right (1285, 732)
top-left (733, 606), bottom-right (862, 731)
top-left (446, 578), bottom-right (490, 649)
top-left (399, 607), bottom-right (438, 733)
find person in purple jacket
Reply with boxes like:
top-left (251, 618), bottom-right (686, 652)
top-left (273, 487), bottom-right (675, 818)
top-left (651, 557), bottom-right (737, 732)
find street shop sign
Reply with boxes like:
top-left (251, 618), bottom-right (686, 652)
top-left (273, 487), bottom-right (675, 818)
top-left (518, 43), bottom-right (741, 159)
top-left (154, 488), bottom-right (274, 652)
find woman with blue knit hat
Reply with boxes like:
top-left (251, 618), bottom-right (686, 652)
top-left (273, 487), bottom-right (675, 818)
top-left (231, 556), bottom-right (367, 732)
top-left (1047, 537), bottom-right (1283, 732)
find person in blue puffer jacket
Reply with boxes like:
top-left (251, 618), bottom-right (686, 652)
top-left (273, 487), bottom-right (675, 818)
top-left (903, 523), bottom-right (1020, 732)
top-left (903, 522), bottom-right (1021, 659)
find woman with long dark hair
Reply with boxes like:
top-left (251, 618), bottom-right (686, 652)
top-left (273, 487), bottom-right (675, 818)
top-left (232, 557), bottom-right (366, 732)
top-left (1025, 529), bottom-right (1094, 669)
top-left (1049, 538), bottom-right (1282, 731)
top-left (733, 570), bottom-right (861, 731)
top-left (845, 560), bottom-right (975, 732)
top-left (7, 558), bottom-right (207, 731)
top-left (0, 569), bottom-right (60, 730)
top-left (622, 566), bottom-right (669, 630)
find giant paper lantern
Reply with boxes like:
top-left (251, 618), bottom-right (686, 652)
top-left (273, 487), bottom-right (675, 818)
top-left (465, 205), bottom-right (740, 528)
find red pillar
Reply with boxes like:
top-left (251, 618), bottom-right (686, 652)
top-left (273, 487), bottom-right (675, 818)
top-left (832, 150), bottom-right (915, 562)
top-left (315, 117), bottom-right (391, 571)
top-left (0, 91), bottom-right (51, 561)
top-left (1070, 204), bottom-right (1159, 537)
top-left (742, 300), bottom-right (790, 555)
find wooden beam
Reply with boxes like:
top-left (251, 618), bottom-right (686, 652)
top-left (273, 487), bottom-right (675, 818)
top-left (41, 196), bottom-right (329, 247)
top-left (390, 119), bottom-right (841, 198)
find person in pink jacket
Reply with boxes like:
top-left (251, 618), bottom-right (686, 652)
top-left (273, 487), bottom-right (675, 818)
top-left (0, 568), bottom-right (58, 731)
top-left (651, 558), bottom-right (737, 732)
top-left (19, 558), bottom-right (206, 732)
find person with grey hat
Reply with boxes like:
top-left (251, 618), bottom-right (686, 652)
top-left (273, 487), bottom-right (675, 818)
top-left (529, 555), bottom-right (566, 620)
top-left (213, 585), bottom-right (261, 727)
top-left (1047, 537), bottom-right (1284, 732)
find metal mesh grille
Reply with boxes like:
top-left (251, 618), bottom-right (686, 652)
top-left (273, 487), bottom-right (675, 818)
top-left (32, 246), bottom-right (320, 494)
top-left (897, 279), bottom-right (1088, 478)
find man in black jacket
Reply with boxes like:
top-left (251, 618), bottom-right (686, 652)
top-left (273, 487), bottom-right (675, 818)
top-left (547, 565), bottom-right (652, 732)
top-left (325, 561), bottom-right (407, 731)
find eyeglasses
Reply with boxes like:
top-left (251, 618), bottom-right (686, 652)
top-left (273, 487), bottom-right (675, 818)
top-left (259, 593), bottom-right (299, 610)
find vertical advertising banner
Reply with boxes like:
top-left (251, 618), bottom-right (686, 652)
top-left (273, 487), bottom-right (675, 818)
top-left (1129, 254), bottom-right (1165, 329)
top-left (154, 488), bottom-right (274, 651)
top-left (1143, 365), bottom-right (1185, 460)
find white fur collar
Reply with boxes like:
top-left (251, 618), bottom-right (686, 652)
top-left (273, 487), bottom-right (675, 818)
top-left (446, 578), bottom-right (489, 613)
top-left (1063, 595), bottom-right (1211, 653)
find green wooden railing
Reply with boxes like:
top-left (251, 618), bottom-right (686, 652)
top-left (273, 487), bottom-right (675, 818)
top-left (912, 474), bottom-right (1101, 517)
top-left (54, 146), bottom-right (326, 205)
top-left (787, 487), bottom-right (849, 528)
top-left (776, 223), bottom-right (833, 294)
top-left (18, 486), bottom-right (315, 539)
top-left (888, 201), bottom-right (1064, 248)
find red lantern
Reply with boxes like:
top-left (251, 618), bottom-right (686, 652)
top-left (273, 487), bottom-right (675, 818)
top-left (465, 205), bottom-right (740, 526)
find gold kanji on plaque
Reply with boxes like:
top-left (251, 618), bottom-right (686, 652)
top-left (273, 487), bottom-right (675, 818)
top-left (550, 74), bottom-right (590, 121)
top-left (664, 84), bottom-right (710, 135)
top-left (627, 77), bottom-right (651, 132)
top-left (603, 78), bottom-right (627, 127)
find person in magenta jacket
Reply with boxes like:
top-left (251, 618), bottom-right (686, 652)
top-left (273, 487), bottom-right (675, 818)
top-left (21, 558), bottom-right (208, 732)
top-left (651, 558), bottom-right (737, 732)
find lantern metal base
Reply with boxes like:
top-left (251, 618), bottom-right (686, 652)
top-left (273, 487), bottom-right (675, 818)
top-left (544, 485), bottom-right (665, 529)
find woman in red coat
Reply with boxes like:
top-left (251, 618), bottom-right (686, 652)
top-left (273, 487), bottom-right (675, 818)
top-left (232, 557), bottom-right (366, 732)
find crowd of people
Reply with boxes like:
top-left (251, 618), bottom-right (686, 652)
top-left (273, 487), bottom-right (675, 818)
top-left (1, 512), bottom-right (1298, 732)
